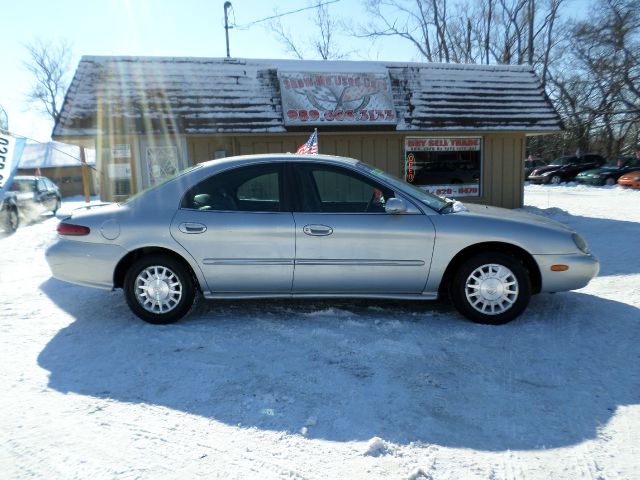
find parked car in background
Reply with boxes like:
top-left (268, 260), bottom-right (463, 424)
top-left (524, 158), bottom-right (547, 180)
top-left (575, 156), bottom-right (640, 186)
top-left (9, 175), bottom-right (62, 222)
top-left (46, 154), bottom-right (599, 326)
top-left (0, 191), bottom-right (20, 234)
top-left (617, 170), bottom-right (640, 189)
top-left (528, 154), bottom-right (606, 184)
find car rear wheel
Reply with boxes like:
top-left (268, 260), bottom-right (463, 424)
top-left (550, 175), bottom-right (562, 185)
top-left (3, 207), bottom-right (19, 233)
top-left (604, 177), bottom-right (616, 186)
top-left (53, 198), bottom-right (61, 214)
top-left (124, 254), bottom-right (195, 324)
top-left (450, 252), bottom-right (531, 325)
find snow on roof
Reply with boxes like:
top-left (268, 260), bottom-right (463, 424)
top-left (18, 141), bottom-right (96, 169)
top-left (53, 56), bottom-right (561, 138)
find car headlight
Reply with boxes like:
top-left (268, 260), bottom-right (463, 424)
top-left (572, 233), bottom-right (590, 254)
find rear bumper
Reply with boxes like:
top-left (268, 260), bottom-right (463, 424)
top-left (534, 253), bottom-right (600, 293)
top-left (45, 238), bottom-right (127, 290)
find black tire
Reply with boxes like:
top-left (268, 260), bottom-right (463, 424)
top-left (450, 252), bottom-right (531, 325)
top-left (550, 174), bottom-right (562, 185)
top-left (604, 177), bottom-right (616, 186)
top-left (3, 206), bottom-right (19, 234)
top-left (124, 254), bottom-right (195, 324)
top-left (53, 197), bottom-right (61, 214)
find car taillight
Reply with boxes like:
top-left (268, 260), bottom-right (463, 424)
top-left (57, 222), bottom-right (90, 236)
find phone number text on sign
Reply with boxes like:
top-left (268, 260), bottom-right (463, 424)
top-left (287, 109), bottom-right (395, 122)
top-left (421, 184), bottom-right (480, 197)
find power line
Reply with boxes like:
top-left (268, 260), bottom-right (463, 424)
top-left (232, 0), bottom-right (341, 30)
top-left (3, 130), bottom-right (99, 174)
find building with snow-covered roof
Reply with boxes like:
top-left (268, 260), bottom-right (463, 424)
top-left (17, 141), bottom-right (96, 197)
top-left (53, 56), bottom-right (562, 207)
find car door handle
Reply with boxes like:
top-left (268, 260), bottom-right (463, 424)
top-left (303, 224), bottom-right (333, 236)
top-left (179, 222), bottom-right (207, 234)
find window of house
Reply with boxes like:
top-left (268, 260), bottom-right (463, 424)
top-left (404, 137), bottom-right (482, 197)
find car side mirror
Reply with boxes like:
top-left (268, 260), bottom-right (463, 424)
top-left (385, 197), bottom-right (407, 214)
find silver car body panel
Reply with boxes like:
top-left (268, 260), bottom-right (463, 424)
top-left (45, 239), bottom-right (128, 290)
top-left (292, 212), bottom-right (435, 293)
top-left (533, 253), bottom-right (600, 291)
top-left (46, 154), bottom-right (599, 301)
top-left (170, 210), bottom-right (295, 292)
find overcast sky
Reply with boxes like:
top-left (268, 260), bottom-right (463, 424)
top-left (1, 0), bottom-right (584, 143)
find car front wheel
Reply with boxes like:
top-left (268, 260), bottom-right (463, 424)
top-left (124, 254), bottom-right (195, 324)
top-left (450, 252), bottom-right (531, 325)
top-left (550, 174), bottom-right (562, 184)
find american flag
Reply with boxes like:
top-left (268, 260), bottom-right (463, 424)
top-left (296, 130), bottom-right (318, 155)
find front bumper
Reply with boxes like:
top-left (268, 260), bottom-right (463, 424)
top-left (528, 175), bottom-right (550, 184)
top-left (575, 177), bottom-right (603, 186)
top-left (533, 253), bottom-right (600, 293)
top-left (45, 238), bottom-right (127, 290)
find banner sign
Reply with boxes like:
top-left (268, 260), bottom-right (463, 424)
top-left (405, 136), bottom-right (482, 198)
top-left (0, 132), bottom-right (26, 196)
top-left (278, 71), bottom-right (397, 126)
top-left (406, 137), bottom-right (481, 152)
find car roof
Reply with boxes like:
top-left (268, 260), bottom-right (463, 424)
top-left (197, 153), bottom-right (360, 171)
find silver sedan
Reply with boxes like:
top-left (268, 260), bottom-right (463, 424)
top-left (46, 154), bottom-right (599, 325)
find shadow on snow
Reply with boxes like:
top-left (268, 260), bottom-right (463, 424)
top-left (38, 278), bottom-right (640, 452)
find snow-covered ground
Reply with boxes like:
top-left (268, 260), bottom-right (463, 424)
top-left (1, 186), bottom-right (639, 479)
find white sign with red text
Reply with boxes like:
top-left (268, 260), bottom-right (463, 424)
top-left (406, 137), bottom-right (481, 152)
top-left (278, 72), bottom-right (397, 126)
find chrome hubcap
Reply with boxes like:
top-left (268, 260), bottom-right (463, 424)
top-left (465, 263), bottom-right (519, 315)
top-left (134, 265), bottom-right (182, 314)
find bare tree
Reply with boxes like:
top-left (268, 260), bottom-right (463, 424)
top-left (358, 0), bottom-right (563, 72)
top-left (269, 0), bottom-right (346, 60)
top-left (23, 38), bottom-right (73, 124)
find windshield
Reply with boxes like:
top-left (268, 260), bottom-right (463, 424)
top-left (10, 179), bottom-right (35, 193)
top-left (355, 162), bottom-right (449, 211)
top-left (550, 157), bottom-right (575, 166)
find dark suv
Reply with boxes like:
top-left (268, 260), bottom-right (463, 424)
top-left (9, 175), bottom-right (62, 223)
top-left (528, 154), bottom-right (606, 184)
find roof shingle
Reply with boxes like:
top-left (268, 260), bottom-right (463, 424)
top-left (53, 56), bottom-right (561, 138)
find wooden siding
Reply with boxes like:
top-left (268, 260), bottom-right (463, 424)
top-left (186, 132), bottom-right (526, 208)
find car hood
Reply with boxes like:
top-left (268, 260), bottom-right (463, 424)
top-left (619, 170), bottom-right (640, 179)
top-left (530, 165), bottom-right (562, 175)
top-left (461, 203), bottom-right (572, 233)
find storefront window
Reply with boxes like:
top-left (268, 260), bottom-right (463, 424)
top-left (404, 137), bottom-right (482, 197)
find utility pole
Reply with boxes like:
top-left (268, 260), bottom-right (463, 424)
top-left (224, 2), bottom-right (232, 58)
